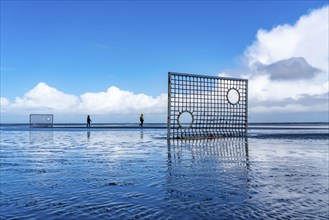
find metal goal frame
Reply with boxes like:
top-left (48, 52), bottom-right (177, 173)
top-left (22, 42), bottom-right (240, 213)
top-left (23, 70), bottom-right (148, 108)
top-left (167, 72), bottom-right (248, 139)
top-left (30, 114), bottom-right (54, 128)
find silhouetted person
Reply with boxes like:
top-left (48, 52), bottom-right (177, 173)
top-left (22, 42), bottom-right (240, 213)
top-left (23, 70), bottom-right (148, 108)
top-left (139, 114), bottom-right (144, 127)
top-left (87, 115), bottom-right (92, 128)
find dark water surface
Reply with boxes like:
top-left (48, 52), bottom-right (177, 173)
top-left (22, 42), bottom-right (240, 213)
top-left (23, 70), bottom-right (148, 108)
top-left (1, 125), bottom-right (328, 219)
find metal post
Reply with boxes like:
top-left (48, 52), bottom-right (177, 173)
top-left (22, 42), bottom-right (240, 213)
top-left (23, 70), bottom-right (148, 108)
top-left (167, 72), bottom-right (171, 139)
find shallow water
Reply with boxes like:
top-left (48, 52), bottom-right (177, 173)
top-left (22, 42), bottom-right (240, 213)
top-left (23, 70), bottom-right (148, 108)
top-left (1, 126), bottom-right (328, 219)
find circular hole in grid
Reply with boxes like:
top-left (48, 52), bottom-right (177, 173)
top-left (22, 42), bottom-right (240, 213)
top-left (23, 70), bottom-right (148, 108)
top-left (178, 111), bottom-right (194, 128)
top-left (227, 88), bottom-right (240, 105)
top-left (46, 117), bottom-right (52, 121)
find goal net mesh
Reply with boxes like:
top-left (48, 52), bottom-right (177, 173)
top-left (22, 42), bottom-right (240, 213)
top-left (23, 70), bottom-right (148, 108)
top-left (167, 72), bottom-right (248, 139)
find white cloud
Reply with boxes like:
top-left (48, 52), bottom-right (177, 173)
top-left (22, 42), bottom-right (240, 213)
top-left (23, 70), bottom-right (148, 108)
top-left (0, 82), bottom-right (168, 122)
top-left (0, 97), bottom-right (10, 108)
top-left (244, 5), bottom-right (328, 72)
top-left (240, 5), bottom-right (329, 121)
top-left (9, 82), bottom-right (80, 112)
top-left (248, 74), bottom-right (327, 101)
top-left (78, 86), bottom-right (167, 114)
top-left (218, 72), bottom-right (232, 78)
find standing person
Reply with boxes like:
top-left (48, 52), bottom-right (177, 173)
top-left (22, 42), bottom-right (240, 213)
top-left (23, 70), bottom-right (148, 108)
top-left (87, 115), bottom-right (92, 128)
top-left (139, 114), bottom-right (144, 127)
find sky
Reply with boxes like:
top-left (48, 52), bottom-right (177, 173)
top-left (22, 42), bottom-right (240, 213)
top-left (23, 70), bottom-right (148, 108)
top-left (1, 1), bottom-right (328, 123)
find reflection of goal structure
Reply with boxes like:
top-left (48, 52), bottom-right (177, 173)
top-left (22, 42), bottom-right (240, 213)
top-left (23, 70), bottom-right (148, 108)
top-left (168, 138), bottom-right (249, 165)
top-left (30, 114), bottom-right (54, 128)
top-left (167, 72), bottom-right (248, 139)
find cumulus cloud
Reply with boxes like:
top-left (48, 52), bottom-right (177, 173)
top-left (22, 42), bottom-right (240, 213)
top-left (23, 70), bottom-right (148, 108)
top-left (0, 97), bottom-right (10, 108)
top-left (78, 86), bottom-right (167, 114)
top-left (10, 82), bottom-right (80, 112)
top-left (0, 82), bottom-right (167, 122)
top-left (237, 5), bottom-right (329, 121)
top-left (244, 5), bottom-right (328, 72)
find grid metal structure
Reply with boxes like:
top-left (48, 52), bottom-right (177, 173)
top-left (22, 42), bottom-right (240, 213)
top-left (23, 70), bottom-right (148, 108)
top-left (167, 72), bottom-right (248, 139)
top-left (30, 114), bottom-right (54, 128)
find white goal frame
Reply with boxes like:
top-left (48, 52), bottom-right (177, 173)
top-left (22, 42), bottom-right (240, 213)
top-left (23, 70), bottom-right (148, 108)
top-left (30, 114), bottom-right (54, 128)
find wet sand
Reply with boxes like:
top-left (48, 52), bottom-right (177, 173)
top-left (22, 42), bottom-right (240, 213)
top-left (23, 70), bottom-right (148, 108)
top-left (0, 125), bottom-right (328, 219)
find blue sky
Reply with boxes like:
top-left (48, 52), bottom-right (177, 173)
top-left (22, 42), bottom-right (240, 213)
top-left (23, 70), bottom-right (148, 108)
top-left (1, 1), bottom-right (328, 123)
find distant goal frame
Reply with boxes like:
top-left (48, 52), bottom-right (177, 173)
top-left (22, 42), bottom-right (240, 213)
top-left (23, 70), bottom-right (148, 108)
top-left (167, 72), bottom-right (248, 139)
top-left (30, 114), bottom-right (54, 128)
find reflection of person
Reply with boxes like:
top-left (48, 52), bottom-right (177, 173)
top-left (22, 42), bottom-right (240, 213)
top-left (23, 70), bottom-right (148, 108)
top-left (87, 115), bottom-right (92, 128)
top-left (139, 114), bottom-right (144, 127)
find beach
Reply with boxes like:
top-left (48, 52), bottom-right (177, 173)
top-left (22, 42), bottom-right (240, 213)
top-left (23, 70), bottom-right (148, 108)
top-left (0, 123), bottom-right (328, 219)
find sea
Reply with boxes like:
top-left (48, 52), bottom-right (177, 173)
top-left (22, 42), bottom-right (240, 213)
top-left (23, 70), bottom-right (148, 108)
top-left (0, 123), bottom-right (328, 219)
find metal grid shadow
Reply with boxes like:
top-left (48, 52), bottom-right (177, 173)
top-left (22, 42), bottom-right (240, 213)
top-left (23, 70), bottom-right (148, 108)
top-left (167, 72), bottom-right (248, 139)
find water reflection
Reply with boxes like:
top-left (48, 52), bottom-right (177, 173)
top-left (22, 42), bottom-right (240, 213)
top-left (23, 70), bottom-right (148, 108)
top-left (140, 130), bottom-right (144, 139)
top-left (168, 137), bottom-right (249, 164)
top-left (87, 131), bottom-right (90, 140)
top-left (29, 131), bottom-right (53, 143)
top-left (166, 138), bottom-right (250, 205)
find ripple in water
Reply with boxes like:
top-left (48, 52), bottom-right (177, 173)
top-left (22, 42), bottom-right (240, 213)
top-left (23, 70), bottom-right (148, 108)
top-left (0, 129), bottom-right (328, 219)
